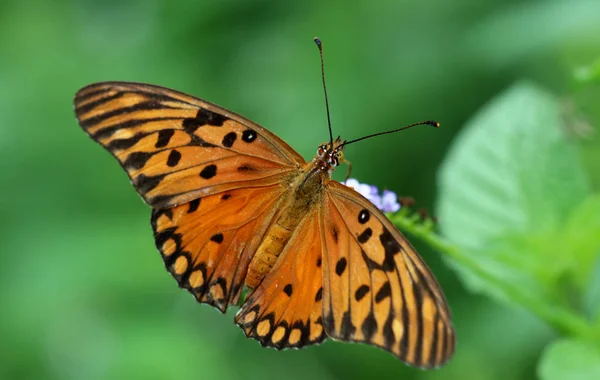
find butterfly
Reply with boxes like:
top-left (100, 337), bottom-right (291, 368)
top-left (74, 47), bottom-right (454, 368)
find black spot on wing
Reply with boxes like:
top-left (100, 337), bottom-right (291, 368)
top-left (210, 233), bottom-right (224, 243)
top-left (221, 132), bottom-right (237, 148)
top-left (283, 284), bottom-right (293, 296)
top-left (187, 198), bottom-right (200, 213)
top-left (358, 209), bottom-right (370, 224)
top-left (357, 227), bottom-right (372, 244)
top-left (354, 285), bottom-right (370, 301)
top-left (167, 150), bottom-right (181, 167)
top-left (335, 257), bottom-right (347, 276)
top-left (242, 129), bottom-right (257, 143)
top-left (315, 287), bottom-right (323, 302)
top-left (155, 129), bottom-right (175, 148)
top-left (200, 164), bottom-right (217, 179)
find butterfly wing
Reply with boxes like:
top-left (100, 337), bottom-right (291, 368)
top-left (320, 181), bottom-right (455, 368)
top-left (235, 210), bottom-right (326, 349)
top-left (74, 82), bottom-right (304, 208)
top-left (152, 184), bottom-right (287, 312)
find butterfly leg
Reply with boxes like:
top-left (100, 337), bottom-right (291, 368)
top-left (344, 159), bottom-right (353, 181)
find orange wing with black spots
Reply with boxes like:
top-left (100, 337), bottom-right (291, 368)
top-left (75, 80), bottom-right (455, 368)
top-left (74, 82), bottom-right (303, 209)
top-left (235, 210), bottom-right (326, 348)
top-left (152, 184), bottom-right (286, 312)
top-left (320, 181), bottom-right (455, 369)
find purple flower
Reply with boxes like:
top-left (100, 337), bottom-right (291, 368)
top-left (341, 178), bottom-right (401, 213)
top-left (381, 190), bottom-right (401, 213)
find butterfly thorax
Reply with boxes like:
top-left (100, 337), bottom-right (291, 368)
top-left (245, 141), bottom-right (343, 289)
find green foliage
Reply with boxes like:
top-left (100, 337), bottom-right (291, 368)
top-left (437, 82), bottom-right (591, 307)
top-left (574, 59), bottom-right (600, 86)
top-left (563, 194), bottom-right (600, 290)
top-left (538, 339), bottom-right (600, 380)
top-left (393, 80), bottom-right (600, 378)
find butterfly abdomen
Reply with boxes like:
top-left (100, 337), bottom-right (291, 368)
top-left (246, 222), bottom-right (292, 288)
top-left (246, 163), bottom-right (327, 289)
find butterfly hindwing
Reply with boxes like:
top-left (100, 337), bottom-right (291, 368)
top-left (74, 82), bottom-right (303, 208)
top-left (320, 181), bottom-right (455, 368)
top-left (235, 210), bottom-right (326, 349)
top-left (152, 184), bottom-right (286, 312)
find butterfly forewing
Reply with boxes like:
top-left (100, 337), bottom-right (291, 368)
top-left (320, 181), bottom-right (455, 368)
top-left (74, 82), bottom-right (303, 208)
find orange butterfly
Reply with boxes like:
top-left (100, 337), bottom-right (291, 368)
top-left (74, 41), bottom-right (454, 369)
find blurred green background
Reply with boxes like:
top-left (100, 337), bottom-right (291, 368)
top-left (1, 0), bottom-right (599, 379)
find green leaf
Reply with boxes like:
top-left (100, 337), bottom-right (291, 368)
top-left (538, 339), bottom-right (600, 380)
top-left (436, 81), bottom-right (589, 305)
top-left (562, 193), bottom-right (600, 287)
top-left (574, 58), bottom-right (600, 86)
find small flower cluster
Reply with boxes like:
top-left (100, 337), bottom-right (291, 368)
top-left (342, 178), bottom-right (401, 213)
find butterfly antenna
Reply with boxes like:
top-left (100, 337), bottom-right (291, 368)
top-left (314, 37), bottom-right (334, 146)
top-left (340, 120), bottom-right (440, 148)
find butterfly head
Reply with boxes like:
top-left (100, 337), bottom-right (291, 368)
top-left (315, 136), bottom-right (345, 173)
